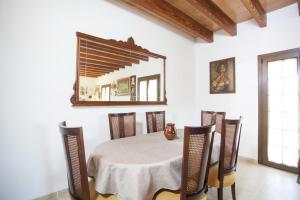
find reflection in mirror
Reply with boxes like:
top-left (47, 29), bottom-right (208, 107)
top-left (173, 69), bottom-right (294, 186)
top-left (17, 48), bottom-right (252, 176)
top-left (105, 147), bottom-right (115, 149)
top-left (79, 57), bottom-right (164, 102)
top-left (71, 32), bottom-right (167, 106)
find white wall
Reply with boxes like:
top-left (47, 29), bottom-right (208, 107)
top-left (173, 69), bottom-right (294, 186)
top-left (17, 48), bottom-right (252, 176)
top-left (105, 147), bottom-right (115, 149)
top-left (0, 0), bottom-right (197, 199)
top-left (1, 1), bottom-right (299, 199)
top-left (195, 4), bottom-right (300, 160)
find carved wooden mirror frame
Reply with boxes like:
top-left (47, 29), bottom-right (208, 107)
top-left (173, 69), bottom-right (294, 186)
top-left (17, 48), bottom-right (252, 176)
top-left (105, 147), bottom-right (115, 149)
top-left (71, 32), bottom-right (167, 106)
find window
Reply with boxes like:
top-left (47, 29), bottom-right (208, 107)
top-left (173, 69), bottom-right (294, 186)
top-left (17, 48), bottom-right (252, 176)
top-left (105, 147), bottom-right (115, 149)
top-left (101, 84), bottom-right (111, 101)
top-left (137, 74), bottom-right (160, 101)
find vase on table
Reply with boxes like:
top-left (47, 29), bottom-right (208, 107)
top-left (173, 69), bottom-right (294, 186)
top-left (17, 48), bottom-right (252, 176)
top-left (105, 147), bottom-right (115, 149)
top-left (164, 123), bottom-right (176, 140)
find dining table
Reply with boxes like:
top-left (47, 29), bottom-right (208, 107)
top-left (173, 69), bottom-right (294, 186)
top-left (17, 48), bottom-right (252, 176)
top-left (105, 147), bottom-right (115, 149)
top-left (87, 129), bottom-right (220, 200)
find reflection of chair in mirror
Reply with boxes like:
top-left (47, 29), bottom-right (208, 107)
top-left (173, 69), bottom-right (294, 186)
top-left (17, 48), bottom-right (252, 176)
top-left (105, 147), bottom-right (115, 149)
top-left (108, 112), bottom-right (136, 140)
top-left (208, 118), bottom-right (242, 200)
top-left (58, 121), bottom-right (117, 200)
top-left (154, 125), bottom-right (214, 200)
top-left (146, 111), bottom-right (165, 133)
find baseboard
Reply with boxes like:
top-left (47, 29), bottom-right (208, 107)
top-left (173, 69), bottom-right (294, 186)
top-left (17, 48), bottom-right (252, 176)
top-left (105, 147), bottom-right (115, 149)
top-left (238, 156), bottom-right (258, 164)
top-left (33, 188), bottom-right (69, 200)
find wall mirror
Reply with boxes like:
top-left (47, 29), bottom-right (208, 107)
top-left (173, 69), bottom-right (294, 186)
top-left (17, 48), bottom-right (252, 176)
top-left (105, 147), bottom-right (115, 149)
top-left (71, 32), bottom-right (167, 106)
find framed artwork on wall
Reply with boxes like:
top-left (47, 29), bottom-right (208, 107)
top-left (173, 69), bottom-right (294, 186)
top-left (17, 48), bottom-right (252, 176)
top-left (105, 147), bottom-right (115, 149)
top-left (117, 77), bottom-right (130, 96)
top-left (209, 57), bottom-right (236, 94)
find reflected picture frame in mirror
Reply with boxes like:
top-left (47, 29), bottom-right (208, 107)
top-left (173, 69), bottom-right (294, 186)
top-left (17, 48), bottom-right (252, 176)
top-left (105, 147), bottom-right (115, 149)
top-left (117, 77), bottom-right (130, 96)
top-left (71, 32), bottom-right (167, 106)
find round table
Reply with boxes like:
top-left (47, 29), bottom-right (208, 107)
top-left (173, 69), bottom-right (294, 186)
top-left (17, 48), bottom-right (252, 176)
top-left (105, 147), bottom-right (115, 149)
top-left (87, 130), bottom-right (220, 200)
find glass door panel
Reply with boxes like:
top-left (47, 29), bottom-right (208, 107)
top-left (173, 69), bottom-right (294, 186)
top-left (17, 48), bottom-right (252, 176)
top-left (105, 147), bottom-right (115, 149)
top-left (267, 58), bottom-right (299, 168)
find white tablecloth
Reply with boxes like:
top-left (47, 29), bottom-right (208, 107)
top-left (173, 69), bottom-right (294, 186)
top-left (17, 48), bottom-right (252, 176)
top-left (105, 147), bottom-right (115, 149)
top-left (87, 130), bottom-right (220, 200)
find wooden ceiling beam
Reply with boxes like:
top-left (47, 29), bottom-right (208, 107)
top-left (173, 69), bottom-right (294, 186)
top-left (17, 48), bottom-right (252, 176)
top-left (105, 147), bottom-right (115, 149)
top-left (80, 75), bottom-right (101, 78)
top-left (79, 58), bottom-right (124, 69)
top-left (80, 41), bottom-right (149, 61)
top-left (80, 49), bottom-right (140, 64)
top-left (80, 53), bottom-right (132, 66)
top-left (80, 75), bottom-right (100, 78)
top-left (82, 40), bottom-right (148, 59)
top-left (80, 71), bottom-right (104, 76)
top-left (241, 0), bottom-right (267, 27)
top-left (79, 62), bottom-right (123, 70)
top-left (185, 0), bottom-right (237, 35)
top-left (79, 72), bottom-right (103, 78)
top-left (80, 70), bottom-right (105, 75)
top-left (80, 47), bottom-right (144, 62)
top-left (79, 65), bottom-right (115, 73)
top-left (78, 32), bottom-right (166, 59)
top-left (80, 69), bottom-right (109, 75)
top-left (119, 0), bottom-right (213, 42)
top-left (79, 69), bottom-right (111, 74)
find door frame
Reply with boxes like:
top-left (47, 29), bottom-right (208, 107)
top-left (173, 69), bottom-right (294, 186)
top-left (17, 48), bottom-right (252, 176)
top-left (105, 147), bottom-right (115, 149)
top-left (258, 48), bottom-right (300, 173)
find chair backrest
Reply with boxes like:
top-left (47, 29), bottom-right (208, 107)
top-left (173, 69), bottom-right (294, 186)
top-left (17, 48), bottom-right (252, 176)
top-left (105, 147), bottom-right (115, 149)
top-left (219, 117), bottom-right (242, 177)
top-left (59, 121), bottom-right (90, 200)
top-left (215, 112), bottom-right (226, 133)
top-left (108, 112), bottom-right (136, 140)
top-left (180, 125), bottom-right (214, 200)
top-left (201, 111), bottom-right (226, 134)
top-left (201, 111), bottom-right (216, 126)
top-left (146, 111), bottom-right (165, 133)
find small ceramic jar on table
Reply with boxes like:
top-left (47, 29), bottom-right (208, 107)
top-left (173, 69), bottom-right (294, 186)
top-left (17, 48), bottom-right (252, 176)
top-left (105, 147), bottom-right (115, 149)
top-left (164, 123), bottom-right (176, 140)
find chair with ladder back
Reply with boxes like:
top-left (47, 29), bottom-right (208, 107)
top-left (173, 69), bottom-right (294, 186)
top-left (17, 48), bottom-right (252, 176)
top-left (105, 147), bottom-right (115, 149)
top-left (108, 112), bottom-right (136, 140)
top-left (59, 121), bottom-right (117, 200)
top-left (208, 117), bottom-right (242, 200)
top-left (146, 111), bottom-right (165, 133)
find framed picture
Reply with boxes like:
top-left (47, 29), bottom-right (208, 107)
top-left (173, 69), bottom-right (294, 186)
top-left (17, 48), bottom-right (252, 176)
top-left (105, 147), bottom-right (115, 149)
top-left (210, 57), bottom-right (235, 94)
top-left (117, 77), bottom-right (130, 96)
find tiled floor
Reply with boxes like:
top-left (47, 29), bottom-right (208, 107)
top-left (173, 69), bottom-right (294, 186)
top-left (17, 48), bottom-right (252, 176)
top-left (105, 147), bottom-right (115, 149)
top-left (207, 159), bottom-right (300, 200)
top-left (40, 159), bottom-right (300, 200)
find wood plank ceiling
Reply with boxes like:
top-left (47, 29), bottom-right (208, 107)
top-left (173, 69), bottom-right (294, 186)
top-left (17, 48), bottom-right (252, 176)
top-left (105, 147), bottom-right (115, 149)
top-left (77, 32), bottom-right (165, 77)
top-left (118, 0), bottom-right (298, 42)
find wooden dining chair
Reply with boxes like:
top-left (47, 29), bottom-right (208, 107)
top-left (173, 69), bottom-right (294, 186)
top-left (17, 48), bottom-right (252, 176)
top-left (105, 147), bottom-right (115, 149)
top-left (146, 111), bottom-right (165, 133)
top-left (201, 111), bottom-right (225, 159)
top-left (155, 125), bottom-right (214, 200)
top-left (59, 121), bottom-right (117, 200)
top-left (208, 117), bottom-right (242, 200)
top-left (201, 111), bottom-right (226, 133)
top-left (108, 112), bottom-right (136, 140)
top-left (201, 110), bottom-right (216, 126)
top-left (215, 112), bottom-right (226, 134)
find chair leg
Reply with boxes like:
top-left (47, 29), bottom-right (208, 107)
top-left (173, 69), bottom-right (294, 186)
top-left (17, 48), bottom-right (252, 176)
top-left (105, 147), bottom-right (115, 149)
top-left (231, 183), bottom-right (236, 200)
top-left (217, 188), bottom-right (223, 200)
